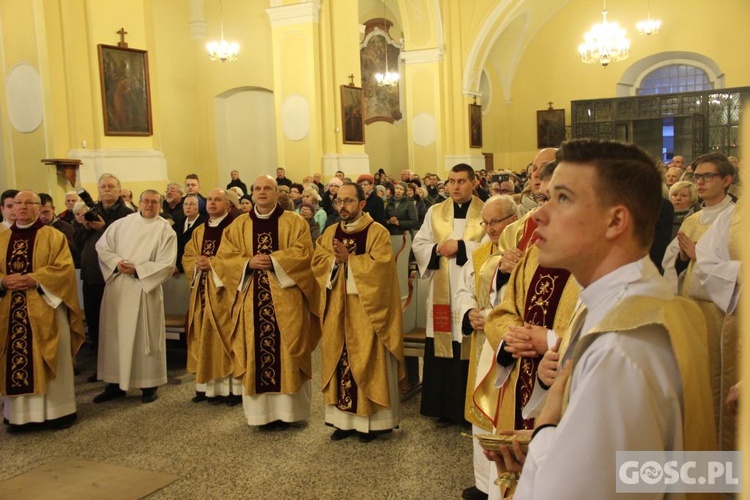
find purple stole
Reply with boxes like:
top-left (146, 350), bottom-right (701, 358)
top-left (515, 265), bottom-right (571, 429)
top-left (4, 219), bottom-right (45, 396)
top-left (249, 206), bottom-right (284, 393)
top-left (333, 219), bottom-right (373, 413)
top-left (198, 214), bottom-right (234, 308)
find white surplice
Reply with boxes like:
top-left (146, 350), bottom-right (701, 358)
top-left (412, 204), bottom-right (485, 342)
top-left (455, 253), bottom-right (506, 495)
top-left (96, 213), bottom-right (177, 391)
top-left (514, 258), bottom-right (684, 500)
top-left (694, 204), bottom-right (741, 314)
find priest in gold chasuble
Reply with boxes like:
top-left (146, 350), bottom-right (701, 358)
top-left (454, 195), bottom-right (519, 496)
top-left (312, 182), bottom-right (406, 442)
top-left (0, 190), bottom-right (84, 430)
top-left (412, 164), bottom-right (485, 426)
top-left (182, 189), bottom-right (239, 404)
top-left (213, 175), bottom-right (317, 429)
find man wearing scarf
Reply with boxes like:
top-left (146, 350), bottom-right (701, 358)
top-left (214, 175), bottom-right (317, 430)
top-left (312, 182), bottom-right (406, 443)
top-left (412, 163), bottom-right (485, 427)
top-left (1, 190), bottom-right (84, 432)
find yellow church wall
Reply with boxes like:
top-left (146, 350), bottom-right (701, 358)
top-left (482, 0), bottom-right (750, 171)
top-left (0, 0), bottom-right (47, 192)
top-left (366, 120), bottom-right (409, 177)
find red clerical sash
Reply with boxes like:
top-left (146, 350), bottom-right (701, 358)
top-left (515, 265), bottom-right (570, 429)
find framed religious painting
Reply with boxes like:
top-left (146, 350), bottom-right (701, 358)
top-left (469, 103), bottom-right (482, 148)
top-left (98, 44), bottom-right (153, 136)
top-left (341, 85), bottom-right (365, 144)
top-left (537, 108), bottom-right (565, 148)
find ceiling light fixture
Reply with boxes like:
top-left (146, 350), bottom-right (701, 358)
top-left (578, 0), bottom-right (630, 67)
top-left (206, 0), bottom-right (239, 62)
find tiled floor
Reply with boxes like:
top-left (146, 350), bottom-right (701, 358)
top-left (1, 342), bottom-right (475, 499)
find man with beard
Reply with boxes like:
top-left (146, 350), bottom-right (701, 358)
top-left (312, 182), bottom-right (405, 442)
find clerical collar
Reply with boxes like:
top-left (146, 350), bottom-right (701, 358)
top-left (343, 213), bottom-right (365, 230)
top-left (208, 213), bottom-right (228, 227)
top-left (254, 205), bottom-right (274, 220)
top-left (12, 218), bottom-right (44, 232)
top-left (453, 198), bottom-right (471, 218)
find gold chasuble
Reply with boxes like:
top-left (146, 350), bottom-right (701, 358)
top-left (182, 215), bottom-right (235, 384)
top-left (312, 213), bottom-right (406, 417)
top-left (0, 221), bottom-right (84, 396)
top-left (483, 245), bottom-right (578, 431)
top-left (675, 212), bottom-right (728, 449)
top-left (214, 206), bottom-right (317, 396)
top-left (430, 197), bottom-right (484, 358)
top-left (463, 240), bottom-right (502, 431)
top-left (563, 296), bottom-right (716, 454)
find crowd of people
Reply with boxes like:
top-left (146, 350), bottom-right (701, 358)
top-left (0, 140), bottom-right (743, 498)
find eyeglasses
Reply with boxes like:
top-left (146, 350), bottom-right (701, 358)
top-left (334, 198), bottom-right (359, 206)
top-left (693, 172), bottom-right (721, 183)
top-left (12, 201), bottom-right (40, 206)
top-left (480, 213), bottom-right (515, 227)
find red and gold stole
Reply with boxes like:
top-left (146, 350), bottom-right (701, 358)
top-left (515, 263), bottom-right (570, 429)
top-left (430, 197), bottom-right (484, 359)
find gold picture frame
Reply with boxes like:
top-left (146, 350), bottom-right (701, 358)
top-left (341, 85), bottom-right (365, 144)
top-left (98, 44), bottom-right (153, 136)
top-left (469, 103), bottom-right (482, 149)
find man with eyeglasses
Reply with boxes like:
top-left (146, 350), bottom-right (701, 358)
top-left (312, 182), bottom-right (405, 442)
top-left (454, 194), bottom-right (519, 498)
top-left (213, 175), bottom-right (316, 431)
top-left (93, 190), bottom-right (177, 405)
top-left (0, 190), bottom-right (85, 432)
top-left (174, 194), bottom-right (206, 275)
top-left (356, 174), bottom-right (387, 226)
top-left (412, 163), bottom-right (486, 428)
top-left (74, 173), bottom-right (132, 381)
top-left (662, 151), bottom-right (735, 450)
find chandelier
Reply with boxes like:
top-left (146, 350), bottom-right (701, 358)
top-left (636, 0), bottom-right (661, 35)
top-left (578, 1), bottom-right (630, 67)
top-left (375, 0), bottom-right (399, 86)
top-left (206, 0), bottom-right (239, 62)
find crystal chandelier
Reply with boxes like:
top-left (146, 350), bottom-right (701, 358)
top-left (636, 0), bottom-right (661, 35)
top-left (375, 0), bottom-right (399, 86)
top-left (206, 0), bottom-right (239, 62)
top-left (578, 1), bottom-right (630, 67)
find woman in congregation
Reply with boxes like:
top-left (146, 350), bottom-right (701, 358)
top-left (298, 186), bottom-right (328, 230)
top-left (289, 183), bottom-right (304, 210)
top-left (239, 194), bottom-right (253, 213)
top-left (385, 181), bottom-right (418, 236)
top-left (668, 180), bottom-right (699, 239)
top-left (406, 182), bottom-right (427, 230)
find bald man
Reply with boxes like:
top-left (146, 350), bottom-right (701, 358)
top-left (213, 175), bottom-right (317, 430)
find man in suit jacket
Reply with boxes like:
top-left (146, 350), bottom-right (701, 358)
top-left (174, 194), bottom-right (206, 274)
